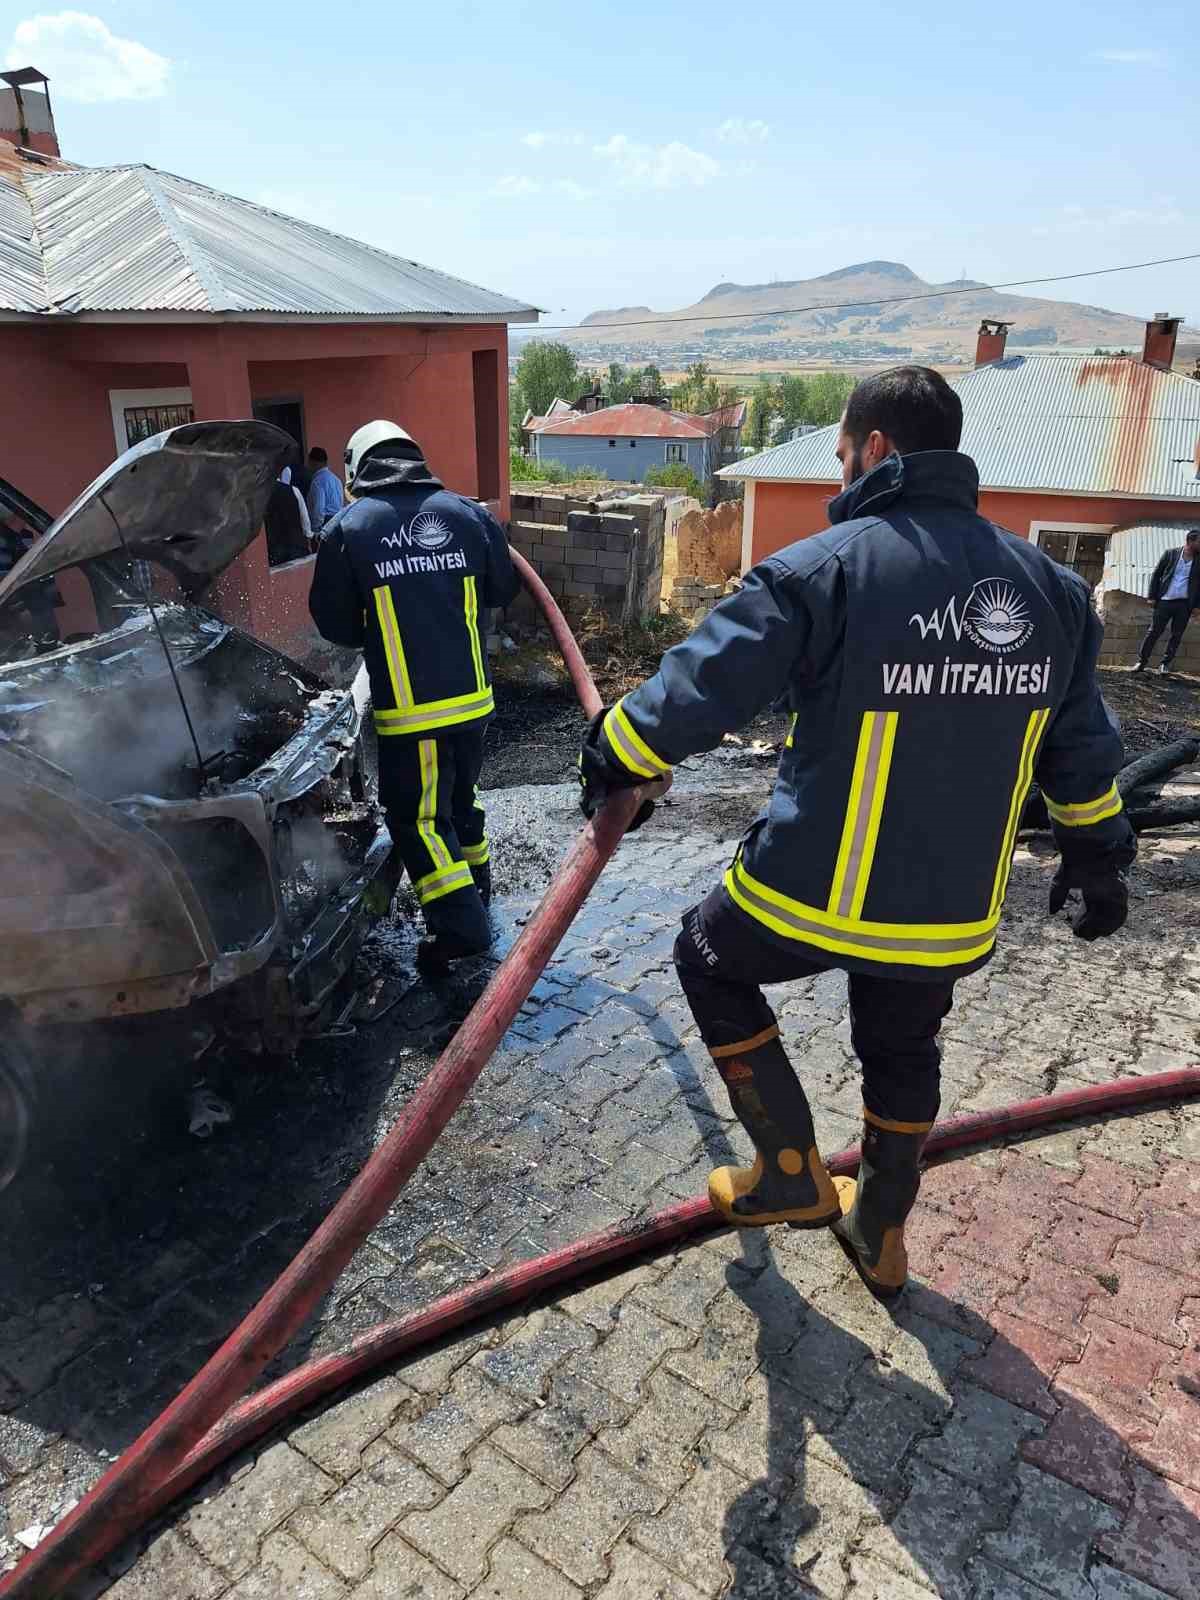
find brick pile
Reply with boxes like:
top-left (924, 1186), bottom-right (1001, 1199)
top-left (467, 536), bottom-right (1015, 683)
top-left (507, 492), bottom-right (665, 626)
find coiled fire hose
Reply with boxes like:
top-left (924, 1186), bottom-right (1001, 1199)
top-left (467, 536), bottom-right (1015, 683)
top-left (4, 549), bottom-right (1198, 1599)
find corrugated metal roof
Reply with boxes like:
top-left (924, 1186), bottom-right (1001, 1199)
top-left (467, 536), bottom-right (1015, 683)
top-left (722, 356), bottom-right (1200, 502)
top-left (0, 151), bottom-right (44, 312)
top-left (533, 403), bottom-right (709, 439)
top-left (1100, 519), bottom-right (1200, 597)
top-left (0, 159), bottom-right (538, 321)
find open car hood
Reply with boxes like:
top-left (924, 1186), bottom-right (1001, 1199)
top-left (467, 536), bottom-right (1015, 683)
top-left (0, 419), bottom-right (294, 607)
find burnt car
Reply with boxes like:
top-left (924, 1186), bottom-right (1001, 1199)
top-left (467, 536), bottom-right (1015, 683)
top-left (0, 421), bottom-right (398, 1184)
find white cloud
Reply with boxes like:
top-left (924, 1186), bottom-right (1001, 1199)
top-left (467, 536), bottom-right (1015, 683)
top-left (716, 117), bottom-right (769, 144)
top-left (1032, 198), bottom-right (1185, 235)
top-left (593, 135), bottom-right (720, 191)
top-left (555, 179), bottom-right (594, 200)
top-left (1089, 48), bottom-right (1164, 63)
top-left (5, 11), bottom-right (170, 102)
top-left (521, 131), bottom-right (584, 149)
top-left (490, 174), bottom-right (539, 198)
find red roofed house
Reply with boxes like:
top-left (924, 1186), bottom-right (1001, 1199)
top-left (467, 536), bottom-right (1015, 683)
top-left (0, 67), bottom-right (537, 662)
top-left (530, 399), bottom-right (746, 493)
top-left (722, 317), bottom-right (1200, 607)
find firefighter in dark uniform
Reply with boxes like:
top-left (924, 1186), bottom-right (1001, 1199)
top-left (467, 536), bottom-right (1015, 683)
top-left (580, 367), bottom-right (1135, 1301)
top-left (309, 421), bottom-right (519, 973)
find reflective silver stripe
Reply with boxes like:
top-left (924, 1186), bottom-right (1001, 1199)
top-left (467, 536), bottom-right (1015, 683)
top-left (603, 708), bottom-right (658, 779)
top-left (1044, 785), bottom-right (1123, 827)
top-left (373, 688), bottom-right (494, 734)
top-left (832, 711), bottom-right (896, 920)
top-left (730, 870), bottom-right (995, 957)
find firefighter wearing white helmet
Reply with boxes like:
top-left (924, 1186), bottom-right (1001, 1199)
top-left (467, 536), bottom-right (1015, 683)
top-left (310, 420), bottom-right (519, 974)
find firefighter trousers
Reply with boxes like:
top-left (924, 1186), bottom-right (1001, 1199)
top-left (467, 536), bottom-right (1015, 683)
top-left (378, 724), bottom-right (492, 948)
top-left (674, 885), bottom-right (952, 1130)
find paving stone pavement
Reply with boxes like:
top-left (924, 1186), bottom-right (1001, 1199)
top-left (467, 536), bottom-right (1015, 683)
top-left (2, 768), bottom-right (1200, 1598)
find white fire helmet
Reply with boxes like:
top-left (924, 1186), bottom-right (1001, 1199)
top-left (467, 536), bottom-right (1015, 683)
top-left (344, 420), bottom-right (420, 490)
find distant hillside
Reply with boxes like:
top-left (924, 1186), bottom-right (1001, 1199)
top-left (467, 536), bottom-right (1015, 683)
top-left (561, 260), bottom-right (1180, 363)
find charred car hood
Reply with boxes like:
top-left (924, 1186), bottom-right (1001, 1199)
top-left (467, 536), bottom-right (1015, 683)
top-left (0, 419), bottom-right (294, 606)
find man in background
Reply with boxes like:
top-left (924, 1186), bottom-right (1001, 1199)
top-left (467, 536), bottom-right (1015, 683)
top-left (1136, 529), bottom-right (1200, 675)
top-left (306, 446), bottom-right (344, 534)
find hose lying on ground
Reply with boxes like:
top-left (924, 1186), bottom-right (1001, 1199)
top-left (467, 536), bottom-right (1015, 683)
top-left (4, 554), bottom-right (1197, 1599)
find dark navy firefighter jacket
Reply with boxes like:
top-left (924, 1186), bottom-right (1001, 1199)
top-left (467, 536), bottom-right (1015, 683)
top-left (308, 457), bottom-right (519, 739)
top-left (595, 450), bottom-right (1134, 982)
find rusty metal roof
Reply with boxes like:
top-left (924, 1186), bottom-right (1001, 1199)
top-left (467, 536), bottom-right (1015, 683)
top-left (532, 402), bottom-right (710, 439)
top-left (0, 159), bottom-right (538, 322)
top-left (722, 355), bottom-right (1200, 503)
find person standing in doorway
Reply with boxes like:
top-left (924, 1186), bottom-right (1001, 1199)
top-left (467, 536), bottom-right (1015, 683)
top-left (1135, 529), bottom-right (1200, 675)
top-left (306, 446), bottom-right (344, 534)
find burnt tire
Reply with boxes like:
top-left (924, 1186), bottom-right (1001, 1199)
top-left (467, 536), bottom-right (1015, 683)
top-left (0, 1035), bottom-right (33, 1192)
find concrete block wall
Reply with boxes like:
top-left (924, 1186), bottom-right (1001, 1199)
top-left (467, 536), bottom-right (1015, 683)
top-left (505, 490), bottom-right (665, 626)
top-left (1097, 589), bottom-right (1200, 672)
top-left (669, 576), bottom-right (725, 621)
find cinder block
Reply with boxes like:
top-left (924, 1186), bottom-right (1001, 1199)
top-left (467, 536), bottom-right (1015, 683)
top-left (566, 579), bottom-right (600, 598)
top-left (540, 561), bottom-right (567, 583)
top-left (567, 512), bottom-right (605, 533)
top-left (599, 550), bottom-right (629, 571)
top-left (570, 562), bottom-right (601, 582)
top-left (539, 524), bottom-right (567, 545)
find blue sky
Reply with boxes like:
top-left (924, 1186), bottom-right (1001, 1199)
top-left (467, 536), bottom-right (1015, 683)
top-left (5, 2), bottom-right (1197, 327)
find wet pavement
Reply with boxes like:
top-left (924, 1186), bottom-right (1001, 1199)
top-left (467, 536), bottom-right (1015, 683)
top-left (1, 747), bottom-right (1199, 1598)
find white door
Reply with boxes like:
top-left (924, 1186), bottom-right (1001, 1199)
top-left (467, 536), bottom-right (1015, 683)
top-left (108, 387), bottom-right (194, 454)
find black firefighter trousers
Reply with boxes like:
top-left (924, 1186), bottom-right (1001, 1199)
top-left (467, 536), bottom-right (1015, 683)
top-left (378, 723), bottom-right (492, 949)
top-left (674, 886), bottom-right (953, 1135)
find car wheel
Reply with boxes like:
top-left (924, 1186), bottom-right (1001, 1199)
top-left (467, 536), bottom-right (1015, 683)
top-left (0, 1035), bottom-right (33, 1192)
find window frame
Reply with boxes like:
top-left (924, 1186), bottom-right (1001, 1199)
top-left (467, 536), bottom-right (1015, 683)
top-left (1030, 520), bottom-right (1113, 585)
top-left (664, 442), bottom-right (687, 464)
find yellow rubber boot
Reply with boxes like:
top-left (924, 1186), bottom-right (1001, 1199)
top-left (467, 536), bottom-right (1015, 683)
top-left (706, 1027), bottom-right (840, 1229)
top-left (829, 1111), bottom-right (933, 1300)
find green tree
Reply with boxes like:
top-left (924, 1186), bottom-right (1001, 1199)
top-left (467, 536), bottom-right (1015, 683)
top-left (805, 371), bottom-right (855, 427)
top-left (645, 463), bottom-right (704, 498)
top-left (641, 363), bottom-right (665, 398)
top-left (748, 378), bottom-right (778, 451)
top-left (605, 361), bottom-right (637, 404)
top-left (513, 341), bottom-right (588, 422)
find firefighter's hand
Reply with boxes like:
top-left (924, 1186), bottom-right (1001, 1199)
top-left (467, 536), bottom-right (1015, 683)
top-left (579, 710), bottom-right (655, 831)
top-left (1048, 861), bottom-right (1129, 940)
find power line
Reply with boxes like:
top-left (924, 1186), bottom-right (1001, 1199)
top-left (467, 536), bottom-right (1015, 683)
top-left (531, 251), bottom-right (1200, 334)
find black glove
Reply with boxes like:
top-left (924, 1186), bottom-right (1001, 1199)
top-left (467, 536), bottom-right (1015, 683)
top-left (1048, 859), bottom-right (1129, 941)
top-left (579, 708), bottom-right (656, 831)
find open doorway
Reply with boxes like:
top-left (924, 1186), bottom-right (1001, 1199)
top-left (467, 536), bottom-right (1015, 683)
top-left (253, 397), bottom-right (306, 478)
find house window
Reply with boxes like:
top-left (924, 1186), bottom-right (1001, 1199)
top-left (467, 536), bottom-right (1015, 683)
top-left (122, 404), bottom-right (194, 445)
top-left (665, 443), bottom-right (686, 464)
top-left (1031, 523), bottom-right (1112, 590)
top-left (629, 439), bottom-right (636, 447)
top-left (608, 439), bottom-right (616, 448)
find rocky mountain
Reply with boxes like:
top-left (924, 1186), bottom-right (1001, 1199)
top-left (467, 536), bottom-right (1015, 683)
top-left (562, 260), bottom-right (1171, 363)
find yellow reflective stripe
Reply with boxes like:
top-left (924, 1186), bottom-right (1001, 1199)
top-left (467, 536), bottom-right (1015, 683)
top-left (785, 713), bottom-right (797, 749)
top-left (1044, 783), bottom-right (1124, 828)
top-left (415, 862), bottom-right (474, 904)
top-left (990, 707), bottom-right (1051, 916)
top-left (461, 840), bottom-right (490, 866)
top-left (725, 862), bottom-right (998, 969)
top-left (863, 1106), bottom-right (935, 1134)
top-left (603, 699), bottom-right (672, 780)
top-left (373, 586), bottom-right (413, 709)
top-left (464, 575), bottom-right (486, 693)
top-left (374, 687), bottom-right (495, 735)
top-left (828, 711), bottom-right (898, 921)
top-left (416, 738), bottom-right (453, 873)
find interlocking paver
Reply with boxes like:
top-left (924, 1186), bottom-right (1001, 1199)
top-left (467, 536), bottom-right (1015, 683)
top-left (222, 1530), bottom-right (346, 1598)
top-left (473, 1309), bottom-right (596, 1404)
top-left (1023, 1381), bottom-right (1151, 1507)
top-left (398, 1443), bottom-right (550, 1587)
top-left (576, 1301), bottom-right (691, 1404)
top-left (997, 1256), bottom-right (1096, 1335)
top-left (102, 1529), bottom-right (225, 1598)
top-left (474, 1537), bottom-right (583, 1598)
top-left (1098, 1464), bottom-right (1200, 1598)
top-left (1090, 1561), bottom-right (1185, 1600)
top-left (809, 1375), bottom-right (931, 1494)
top-left (593, 1539), bottom-right (709, 1600)
top-left (982, 1462), bottom-right (1121, 1600)
top-left (633, 1459), bottom-right (754, 1597)
top-left (291, 1377), bottom-right (416, 1479)
top-left (350, 1535), bottom-right (463, 1599)
top-left (861, 1461), bottom-right (1001, 1600)
top-left (598, 1366), bottom-right (731, 1490)
top-left (184, 1443), bottom-right (337, 1580)
top-left (388, 1367), bottom-right (528, 1486)
top-left (518, 1447), bottom-right (663, 1585)
top-left (1117, 1206), bottom-right (1200, 1277)
top-left (289, 1442), bottom-right (442, 1582)
top-left (1061, 1314), bottom-right (1176, 1421)
top-left (916, 1380), bottom-right (1041, 1488)
top-left (962, 1312), bottom-right (1082, 1419)
top-left (1047, 1200), bottom-right (1138, 1271)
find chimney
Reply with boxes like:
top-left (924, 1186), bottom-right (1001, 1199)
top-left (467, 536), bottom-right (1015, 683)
top-left (976, 319), bottom-right (1013, 366)
top-left (0, 67), bottom-right (59, 159)
top-left (1142, 312), bottom-right (1181, 370)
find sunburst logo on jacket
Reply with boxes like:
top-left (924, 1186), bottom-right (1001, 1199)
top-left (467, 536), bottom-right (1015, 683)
top-left (962, 580), bottom-right (1035, 654)
top-left (410, 513), bottom-right (454, 552)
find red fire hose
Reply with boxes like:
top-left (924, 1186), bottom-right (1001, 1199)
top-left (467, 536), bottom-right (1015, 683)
top-left (4, 559), bottom-right (1198, 1599)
